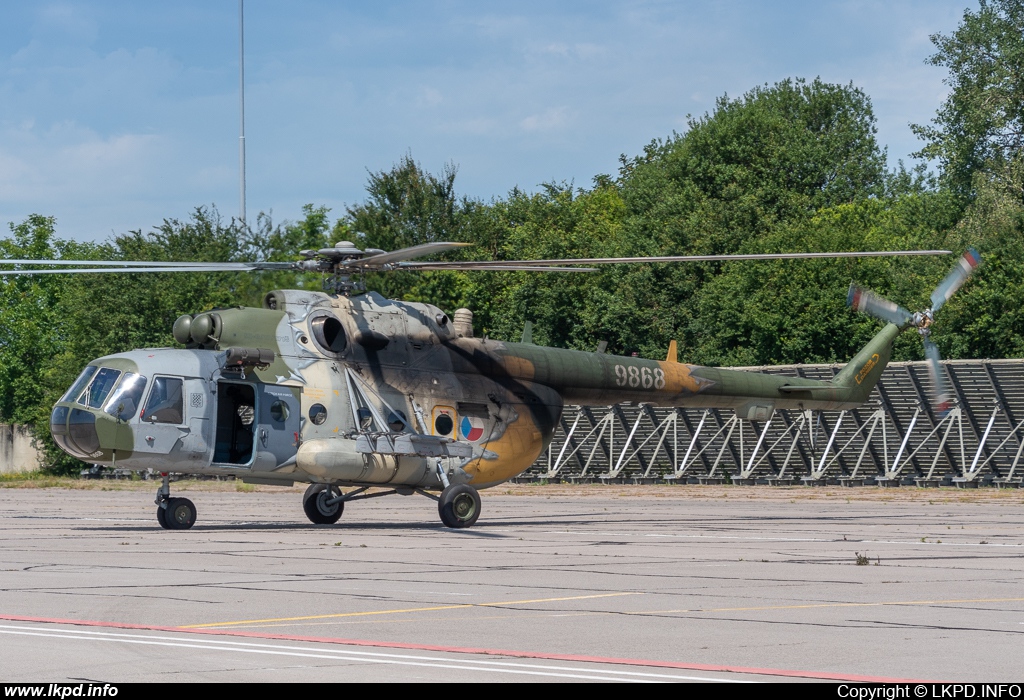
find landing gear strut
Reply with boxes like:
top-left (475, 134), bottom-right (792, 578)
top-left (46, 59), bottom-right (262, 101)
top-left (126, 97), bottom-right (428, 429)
top-left (155, 473), bottom-right (197, 530)
top-left (303, 483), bottom-right (344, 524)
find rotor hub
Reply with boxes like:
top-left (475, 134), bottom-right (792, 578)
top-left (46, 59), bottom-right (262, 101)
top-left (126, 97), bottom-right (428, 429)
top-left (912, 309), bottom-right (935, 333)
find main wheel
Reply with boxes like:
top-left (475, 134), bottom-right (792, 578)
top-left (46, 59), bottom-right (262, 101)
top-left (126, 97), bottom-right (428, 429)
top-left (438, 484), bottom-right (481, 528)
top-left (303, 484), bottom-right (343, 524)
top-left (165, 497), bottom-right (197, 530)
top-left (156, 503), bottom-right (170, 529)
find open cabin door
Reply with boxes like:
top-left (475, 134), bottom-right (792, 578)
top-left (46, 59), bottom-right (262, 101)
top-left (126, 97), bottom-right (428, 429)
top-left (213, 382), bottom-right (256, 466)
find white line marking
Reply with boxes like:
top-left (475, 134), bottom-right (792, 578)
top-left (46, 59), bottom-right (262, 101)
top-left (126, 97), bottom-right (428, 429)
top-left (0, 624), bottom-right (749, 683)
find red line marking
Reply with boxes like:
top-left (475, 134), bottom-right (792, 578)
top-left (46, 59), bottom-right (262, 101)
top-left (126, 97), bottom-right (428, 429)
top-left (0, 613), bottom-right (929, 682)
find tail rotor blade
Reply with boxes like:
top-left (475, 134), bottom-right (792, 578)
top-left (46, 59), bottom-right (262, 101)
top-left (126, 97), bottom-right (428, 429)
top-left (923, 337), bottom-right (951, 414)
top-left (930, 248), bottom-right (981, 312)
top-left (847, 284), bottom-right (914, 326)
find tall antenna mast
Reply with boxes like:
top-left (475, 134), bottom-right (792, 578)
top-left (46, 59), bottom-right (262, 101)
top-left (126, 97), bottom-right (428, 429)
top-left (238, 0), bottom-right (247, 227)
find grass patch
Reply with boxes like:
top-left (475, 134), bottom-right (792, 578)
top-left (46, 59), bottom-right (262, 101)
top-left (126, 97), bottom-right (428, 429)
top-left (0, 471), bottom-right (78, 488)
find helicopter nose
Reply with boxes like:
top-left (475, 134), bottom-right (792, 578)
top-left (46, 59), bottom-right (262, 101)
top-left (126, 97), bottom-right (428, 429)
top-left (50, 405), bottom-right (101, 459)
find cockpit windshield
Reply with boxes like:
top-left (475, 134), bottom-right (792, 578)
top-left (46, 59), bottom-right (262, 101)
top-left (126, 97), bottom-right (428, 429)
top-left (81, 368), bottom-right (122, 409)
top-left (61, 366), bottom-right (97, 403)
top-left (103, 373), bottom-right (147, 420)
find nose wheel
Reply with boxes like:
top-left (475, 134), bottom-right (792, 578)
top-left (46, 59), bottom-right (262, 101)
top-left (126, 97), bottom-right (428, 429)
top-left (158, 498), bottom-right (197, 530)
top-left (155, 473), bottom-right (197, 530)
top-left (438, 484), bottom-right (481, 528)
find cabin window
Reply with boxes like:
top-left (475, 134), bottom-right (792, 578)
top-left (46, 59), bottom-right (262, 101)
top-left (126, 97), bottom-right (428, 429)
top-left (309, 403), bottom-right (328, 426)
top-left (143, 377), bottom-right (184, 424)
top-left (355, 407), bottom-right (372, 430)
top-left (387, 410), bottom-right (407, 432)
top-left (103, 373), bottom-right (147, 420)
top-left (270, 400), bottom-right (289, 422)
top-left (434, 413), bottom-right (454, 436)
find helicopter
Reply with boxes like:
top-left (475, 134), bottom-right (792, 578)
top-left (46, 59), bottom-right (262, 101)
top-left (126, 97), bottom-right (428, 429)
top-left (3, 243), bottom-right (975, 530)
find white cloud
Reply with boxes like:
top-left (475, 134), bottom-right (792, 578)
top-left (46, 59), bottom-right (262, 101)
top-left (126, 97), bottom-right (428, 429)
top-left (0, 122), bottom-right (163, 196)
top-left (0, 121), bottom-right (178, 238)
top-left (38, 3), bottom-right (99, 43)
top-left (519, 107), bottom-right (572, 133)
top-left (527, 41), bottom-right (606, 61)
top-left (416, 86), bottom-right (443, 108)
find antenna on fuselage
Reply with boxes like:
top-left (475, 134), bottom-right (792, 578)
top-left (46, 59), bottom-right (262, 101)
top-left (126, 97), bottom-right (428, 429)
top-left (238, 0), bottom-right (247, 227)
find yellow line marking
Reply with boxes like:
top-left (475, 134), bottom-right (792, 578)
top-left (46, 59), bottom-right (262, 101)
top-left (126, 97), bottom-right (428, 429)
top-left (630, 597), bottom-right (1024, 616)
top-left (247, 611), bottom-right (598, 630)
top-left (182, 592), bottom-right (640, 629)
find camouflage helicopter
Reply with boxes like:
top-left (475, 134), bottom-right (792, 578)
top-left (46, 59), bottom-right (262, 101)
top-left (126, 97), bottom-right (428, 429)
top-left (3, 243), bottom-right (976, 530)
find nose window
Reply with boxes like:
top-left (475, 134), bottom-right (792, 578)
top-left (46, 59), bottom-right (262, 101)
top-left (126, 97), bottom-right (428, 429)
top-left (104, 373), bottom-right (147, 420)
top-left (83, 368), bottom-right (122, 409)
top-left (143, 377), bottom-right (184, 424)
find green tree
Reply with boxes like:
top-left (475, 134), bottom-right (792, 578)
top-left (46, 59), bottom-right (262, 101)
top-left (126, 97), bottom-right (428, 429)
top-left (0, 216), bottom-right (91, 470)
top-left (912, 0), bottom-right (1024, 201)
top-left (469, 180), bottom-right (627, 347)
top-left (934, 179), bottom-right (1024, 360)
top-left (688, 194), bottom-right (961, 367)
top-left (619, 77), bottom-right (888, 255)
top-left (593, 77), bottom-right (892, 362)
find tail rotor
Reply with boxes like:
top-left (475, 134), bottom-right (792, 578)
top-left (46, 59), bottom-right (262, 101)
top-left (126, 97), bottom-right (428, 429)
top-left (922, 336), bottom-right (951, 414)
top-left (847, 249), bottom-right (981, 414)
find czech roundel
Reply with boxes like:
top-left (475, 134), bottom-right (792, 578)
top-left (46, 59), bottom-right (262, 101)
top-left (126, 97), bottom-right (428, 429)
top-left (460, 415), bottom-right (486, 442)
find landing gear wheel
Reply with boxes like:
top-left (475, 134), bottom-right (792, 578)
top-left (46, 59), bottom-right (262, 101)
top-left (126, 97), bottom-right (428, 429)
top-left (438, 484), bottom-right (481, 528)
top-left (156, 504), bottom-right (170, 529)
top-left (303, 484), bottom-right (343, 525)
top-left (165, 497), bottom-right (197, 530)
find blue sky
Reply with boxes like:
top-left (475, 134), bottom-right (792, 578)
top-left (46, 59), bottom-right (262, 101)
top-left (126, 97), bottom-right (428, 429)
top-left (0, 1), bottom-right (971, 241)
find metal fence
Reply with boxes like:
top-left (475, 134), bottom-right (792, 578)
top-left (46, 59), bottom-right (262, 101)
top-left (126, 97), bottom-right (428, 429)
top-left (527, 359), bottom-right (1024, 486)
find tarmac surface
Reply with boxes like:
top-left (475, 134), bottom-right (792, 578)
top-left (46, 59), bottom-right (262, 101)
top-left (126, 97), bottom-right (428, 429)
top-left (1, 481), bottom-right (1023, 683)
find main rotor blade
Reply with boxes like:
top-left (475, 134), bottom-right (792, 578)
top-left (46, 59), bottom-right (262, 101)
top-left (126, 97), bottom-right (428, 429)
top-left (395, 262), bottom-right (596, 272)
top-left (0, 248), bottom-right (953, 277)
top-left (930, 248), bottom-right (981, 312)
top-left (847, 284), bottom-right (914, 326)
top-left (0, 259), bottom-right (296, 270)
top-left (0, 265), bottom-right (277, 275)
top-left (923, 336), bottom-right (952, 414)
top-left (0, 261), bottom-right (296, 274)
top-left (401, 250), bottom-right (952, 269)
top-left (350, 242), bottom-right (473, 267)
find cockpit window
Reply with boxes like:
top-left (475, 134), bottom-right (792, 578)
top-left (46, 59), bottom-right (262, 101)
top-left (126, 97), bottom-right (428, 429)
top-left (84, 368), bottom-right (122, 409)
top-left (143, 377), bottom-right (183, 424)
top-left (103, 373), bottom-right (147, 420)
top-left (61, 366), bottom-right (97, 403)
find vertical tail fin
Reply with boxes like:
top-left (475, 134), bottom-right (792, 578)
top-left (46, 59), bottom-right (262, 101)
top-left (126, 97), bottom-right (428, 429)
top-left (666, 340), bottom-right (678, 364)
top-left (832, 323), bottom-right (902, 404)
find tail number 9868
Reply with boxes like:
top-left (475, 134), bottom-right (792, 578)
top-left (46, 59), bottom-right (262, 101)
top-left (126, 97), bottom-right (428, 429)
top-left (614, 364), bottom-right (666, 389)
